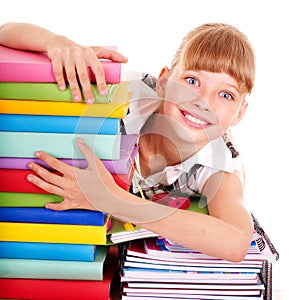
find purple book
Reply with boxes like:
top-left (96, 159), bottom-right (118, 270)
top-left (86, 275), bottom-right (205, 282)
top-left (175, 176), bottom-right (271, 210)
top-left (0, 134), bottom-right (138, 174)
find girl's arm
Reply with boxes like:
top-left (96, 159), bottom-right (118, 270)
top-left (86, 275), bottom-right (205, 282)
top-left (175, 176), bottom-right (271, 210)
top-left (0, 22), bottom-right (128, 102)
top-left (27, 138), bottom-right (253, 262)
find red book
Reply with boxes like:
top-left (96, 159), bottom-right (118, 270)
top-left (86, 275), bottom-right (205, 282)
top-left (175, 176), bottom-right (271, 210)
top-left (0, 45), bottom-right (121, 84)
top-left (0, 245), bottom-right (120, 300)
top-left (0, 169), bottom-right (133, 193)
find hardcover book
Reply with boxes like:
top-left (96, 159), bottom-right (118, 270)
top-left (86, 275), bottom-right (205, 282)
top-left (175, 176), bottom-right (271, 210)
top-left (0, 131), bottom-right (121, 159)
top-left (0, 82), bottom-right (119, 103)
top-left (0, 45), bottom-right (121, 83)
top-left (0, 241), bottom-right (97, 261)
top-left (0, 246), bottom-right (108, 280)
top-left (0, 114), bottom-right (120, 134)
top-left (0, 218), bottom-right (109, 245)
top-left (0, 81), bottom-right (131, 118)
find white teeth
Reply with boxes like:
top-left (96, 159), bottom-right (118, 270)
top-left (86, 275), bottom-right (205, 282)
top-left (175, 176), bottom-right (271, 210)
top-left (184, 113), bottom-right (208, 125)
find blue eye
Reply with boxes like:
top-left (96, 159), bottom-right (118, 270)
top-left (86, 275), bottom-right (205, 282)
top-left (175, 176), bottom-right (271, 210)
top-left (186, 77), bottom-right (199, 86)
top-left (220, 92), bottom-right (233, 101)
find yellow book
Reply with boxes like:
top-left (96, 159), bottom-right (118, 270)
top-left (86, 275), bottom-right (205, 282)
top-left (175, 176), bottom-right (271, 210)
top-left (0, 217), bottom-right (110, 245)
top-left (0, 81), bottom-right (131, 118)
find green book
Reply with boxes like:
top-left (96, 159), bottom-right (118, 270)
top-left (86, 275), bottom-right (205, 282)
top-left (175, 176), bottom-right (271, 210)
top-left (0, 131), bottom-right (121, 160)
top-left (0, 82), bottom-right (119, 103)
top-left (0, 246), bottom-right (108, 280)
top-left (0, 192), bottom-right (63, 207)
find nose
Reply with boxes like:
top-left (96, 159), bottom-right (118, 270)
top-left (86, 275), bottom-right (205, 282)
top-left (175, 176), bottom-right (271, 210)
top-left (191, 92), bottom-right (212, 111)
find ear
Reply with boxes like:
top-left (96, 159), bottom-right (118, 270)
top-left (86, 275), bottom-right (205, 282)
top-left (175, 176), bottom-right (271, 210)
top-left (231, 101), bottom-right (248, 126)
top-left (156, 66), bottom-right (170, 97)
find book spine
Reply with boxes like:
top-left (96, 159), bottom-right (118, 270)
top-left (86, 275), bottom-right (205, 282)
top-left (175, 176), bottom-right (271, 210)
top-left (0, 241), bottom-right (96, 261)
top-left (0, 45), bottom-right (121, 84)
top-left (0, 114), bottom-right (120, 134)
top-left (0, 221), bottom-right (108, 245)
top-left (0, 82), bottom-right (119, 103)
top-left (0, 131), bottom-right (121, 159)
top-left (0, 246), bottom-right (107, 280)
top-left (0, 207), bottom-right (107, 225)
top-left (0, 192), bottom-right (63, 207)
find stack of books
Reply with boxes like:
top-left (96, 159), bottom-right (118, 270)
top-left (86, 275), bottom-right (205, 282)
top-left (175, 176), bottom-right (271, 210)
top-left (0, 45), bottom-right (137, 299)
top-left (119, 200), bottom-right (276, 300)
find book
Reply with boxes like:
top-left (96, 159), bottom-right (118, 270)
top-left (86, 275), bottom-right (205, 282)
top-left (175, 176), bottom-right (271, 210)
top-left (0, 246), bottom-right (108, 280)
top-left (0, 241), bottom-right (97, 261)
top-left (0, 131), bottom-right (121, 159)
top-left (0, 114), bottom-right (120, 134)
top-left (0, 192), bottom-right (63, 207)
top-left (0, 81), bottom-right (130, 118)
top-left (0, 207), bottom-right (107, 225)
top-left (0, 82), bottom-right (119, 103)
top-left (0, 218), bottom-right (109, 245)
top-left (0, 245), bottom-right (119, 300)
top-left (0, 169), bottom-right (133, 193)
top-left (0, 134), bottom-right (138, 174)
top-left (0, 45), bottom-right (121, 84)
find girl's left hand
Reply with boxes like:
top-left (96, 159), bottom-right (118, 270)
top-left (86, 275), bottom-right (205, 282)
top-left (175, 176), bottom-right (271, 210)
top-left (27, 137), bottom-right (120, 212)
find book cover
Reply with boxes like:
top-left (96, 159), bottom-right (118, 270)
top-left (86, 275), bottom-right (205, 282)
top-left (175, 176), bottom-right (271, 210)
top-left (0, 82), bottom-right (119, 103)
top-left (0, 246), bottom-right (108, 280)
top-left (0, 131), bottom-right (121, 159)
top-left (0, 169), bottom-right (133, 193)
top-left (0, 207), bottom-right (107, 225)
top-left (0, 218), bottom-right (109, 245)
top-left (0, 45), bottom-right (121, 84)
top-left (0, 245), bottom-right (119, 300)
top-left (0, 192), bottom-right (63, 207)
top-left (0, 134), bottom-right (138, 174)
top-left (0, 82), bottom-right (130, 118)
top-left (0, 241), bottom-right (96, 261)
top-left (0, 114), bottom-right (120, 134)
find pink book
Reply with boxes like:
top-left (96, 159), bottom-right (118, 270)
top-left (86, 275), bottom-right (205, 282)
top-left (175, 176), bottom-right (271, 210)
top-left (0, 45), bottom-right (121, 83)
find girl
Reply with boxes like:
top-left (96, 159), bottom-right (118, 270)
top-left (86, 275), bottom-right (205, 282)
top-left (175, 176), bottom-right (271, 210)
top-left (0, 22), bottom-right (255, 262)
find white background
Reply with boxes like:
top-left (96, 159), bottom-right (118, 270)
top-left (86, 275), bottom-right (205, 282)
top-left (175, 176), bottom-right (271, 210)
top-left (2, 0), bottom-right (299, 296)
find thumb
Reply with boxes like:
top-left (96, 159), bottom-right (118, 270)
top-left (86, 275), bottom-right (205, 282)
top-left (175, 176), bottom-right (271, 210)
top-left (76, 137), bottom-right (98, 169)
top-left (45, 201), bottom-right (70, 211)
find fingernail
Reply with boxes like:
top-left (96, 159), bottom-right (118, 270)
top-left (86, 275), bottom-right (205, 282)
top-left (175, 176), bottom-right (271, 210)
top-left (74, 95), bottom-right (81, 102)
top-left (35, 151), bottom-right (41, 158)
top-left (100, 89), bottom-right (107, 96)
top-left (59, 85), bottom-right (65, 91)
top-left (78, 137), bottom-right (84, 144)
top-left (87, 98), bottom-right (94, 104)
top-left (27, 175), bottom-right (33, 182)
top-left (28, 163), bottom-right (32, 169)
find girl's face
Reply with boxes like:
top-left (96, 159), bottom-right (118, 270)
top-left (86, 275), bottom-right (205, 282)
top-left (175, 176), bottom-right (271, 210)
top-left (156, 65), bottom-right (248, 146)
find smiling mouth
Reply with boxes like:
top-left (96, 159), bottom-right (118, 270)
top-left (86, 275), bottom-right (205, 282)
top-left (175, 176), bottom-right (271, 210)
top-left (181, 110), bottom-right (211, 128)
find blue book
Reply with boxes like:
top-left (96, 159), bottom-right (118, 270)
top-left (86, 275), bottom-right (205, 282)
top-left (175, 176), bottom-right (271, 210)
top-left (0, 114), bottom-right (120, 134)
top-left (0, 207), bottom-right (107, 226)
top-left (0, 241), bottom-right (97, 261)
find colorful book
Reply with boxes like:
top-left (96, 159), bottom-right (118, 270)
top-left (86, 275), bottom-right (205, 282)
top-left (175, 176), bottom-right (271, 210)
top-left (0, 241), bottom-right (97, 261)
top-left (0, 218), bottom-right (109, 244)
top-left (0, 207), bottom-right (107, 225)
top-left (0, 192), bottom-right (63, 207)
top-left (0, 45), bottom-right (121, 84)
top-left (0, 131), bottom-right (121, 159)
top-left (0, 246), bottom-right (108, 280)
top-left (0, 134), bottom-right (138, 174)
top-left (0, 82), bottom-right (119, 103)
top-left (0, 82), bottom-right (130, 118)
top-left (0, 245), bottom-right (119, 300)
top-left (0, 114), bottom-right (120, 134)
top-left (0, 169), bottom-right (133, 193)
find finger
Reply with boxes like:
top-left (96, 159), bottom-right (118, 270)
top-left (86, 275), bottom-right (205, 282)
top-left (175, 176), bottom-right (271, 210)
top-left (76, 137), bottom-right (99, 168)
top-left (45, 201), bottom-right (72, 211)
top-left (51, 58), bottom-right (66, 91)
top-left (88, 57), bottom-right (107, 97)
top-left (64, 59), bottom-right (82, 102)
top-left (33, 151), bottom-right (72, 174)
top-left (27, 173), bottom-right (65, 196)
top-left (75, 59), bottom-right (95, 104)
top-left (93, 47), bottom-right (128, 63)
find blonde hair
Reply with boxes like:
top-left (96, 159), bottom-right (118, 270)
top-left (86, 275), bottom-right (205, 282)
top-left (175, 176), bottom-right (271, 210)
top-left (170, 23), bottom-right (255, 94)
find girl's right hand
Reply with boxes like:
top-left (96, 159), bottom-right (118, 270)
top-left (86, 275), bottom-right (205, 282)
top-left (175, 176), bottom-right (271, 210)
top-left (46, 35), bottom-right (128, 103)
